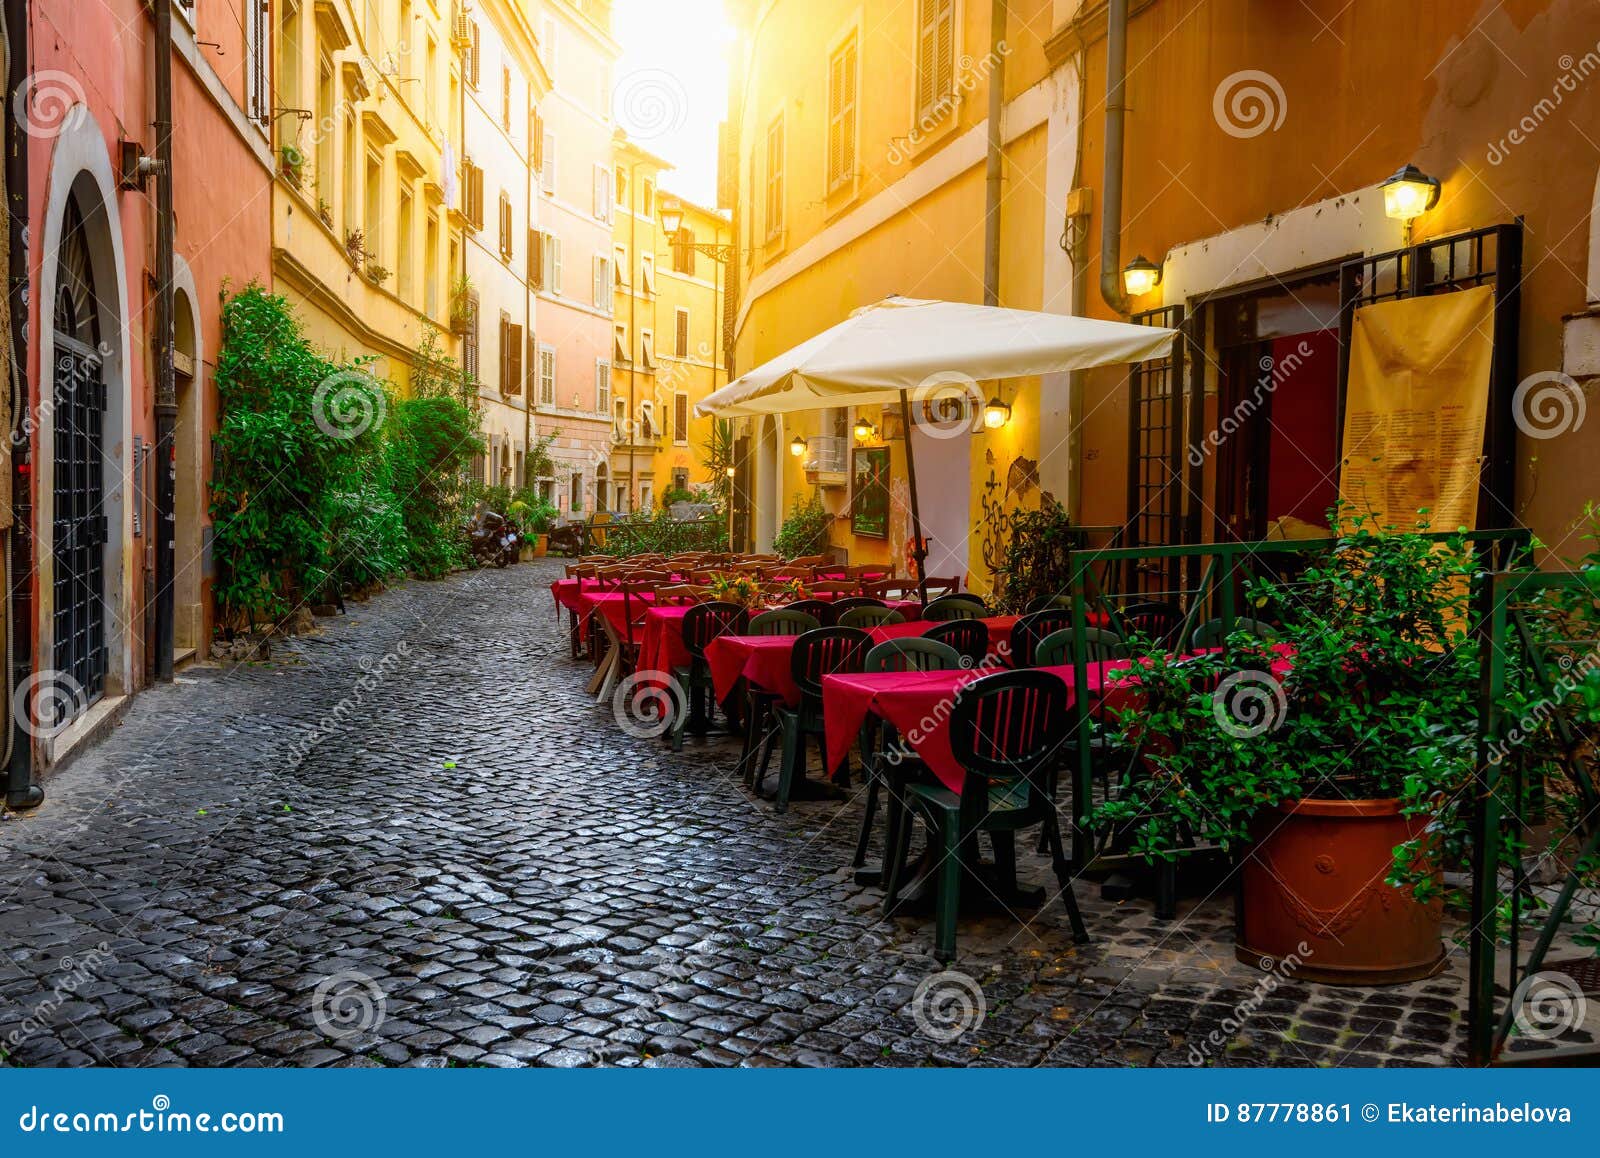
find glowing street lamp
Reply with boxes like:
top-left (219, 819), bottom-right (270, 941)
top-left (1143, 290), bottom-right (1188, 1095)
top-left (658, 197), bottom-right (685, 237)
top-left (789, 434), bottom-right (808, 457)
top-left (1380, 164), bottom-right (1440, 221)
top-left (1121, 254), bottom-right (1161, 298)
top-left (983, 395), bottom-right (1012, 429)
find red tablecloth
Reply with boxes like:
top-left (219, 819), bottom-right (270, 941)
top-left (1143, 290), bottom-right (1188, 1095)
top-left (868, 615), bottom-right (1018, 661)
top-left (821, 646), bottom-right (1294, 794)
top-left (550, 578), bottom-right (601, 614)
top-left (703, 615), bottom-right (1016, 708)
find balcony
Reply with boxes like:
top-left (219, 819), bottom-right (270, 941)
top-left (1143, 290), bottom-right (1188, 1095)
top-left (804, 434), bottom-right (849, 488)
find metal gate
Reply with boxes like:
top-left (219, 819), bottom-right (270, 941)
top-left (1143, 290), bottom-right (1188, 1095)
top-left (51, 202), bottom-right (109, 709)
top-left (1124, 305), bottom-right (1188, 596)
top-left (1337, 222), bottom-right (1523, 528)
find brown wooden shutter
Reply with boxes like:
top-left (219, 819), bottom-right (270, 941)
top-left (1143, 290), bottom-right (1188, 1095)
top-left (675, 310), bottom-right (689, 357)
top-left (529, 229), bottom-right (544, 289)
top-left (463, 290), bottom-right (480, 383)
top-left (674, 392), bottom-right (689, 442)
top-left (531, 110), bottom-right (544, 173)
top-left (506, 322), bottom-right (524, 395)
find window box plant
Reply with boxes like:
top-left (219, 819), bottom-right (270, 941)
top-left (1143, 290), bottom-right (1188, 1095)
top-left (280, 143), bottom-right (305, 187)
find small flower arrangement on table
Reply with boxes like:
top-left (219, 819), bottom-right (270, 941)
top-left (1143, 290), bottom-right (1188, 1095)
top-left (707, 572), bottom-right (762, 609)
top-left (779, 577), bottom-right (809, 603)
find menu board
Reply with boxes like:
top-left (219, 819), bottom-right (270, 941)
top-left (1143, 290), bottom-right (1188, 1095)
top-left (1338, 284), bottom-right (1495, 531)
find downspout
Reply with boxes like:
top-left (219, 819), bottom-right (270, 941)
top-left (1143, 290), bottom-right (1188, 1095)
top-left (1098, 0), bottom-right (1132, 316)
top-left (3, 0), bottom-right (40, 808)
top-left (152, 0), bottom-right (177, 680)
top-left (522, 105), bottom-right (533, 500)
top-left (1066, 41), bottom-right (1090, 522)
top-left (627, 160), bottom-right (636, 512)
top-left (982, 0), bottom-right (1005, 306)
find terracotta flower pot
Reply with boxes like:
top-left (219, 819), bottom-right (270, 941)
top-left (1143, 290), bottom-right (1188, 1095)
top-left (532, 533), bottom-right (549, 558)
top-left (1236, 797), bottom-right (1445, 985)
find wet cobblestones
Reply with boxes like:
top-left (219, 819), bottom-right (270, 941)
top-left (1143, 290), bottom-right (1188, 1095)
top-left (0, 562), bottom-right (1480, 1067)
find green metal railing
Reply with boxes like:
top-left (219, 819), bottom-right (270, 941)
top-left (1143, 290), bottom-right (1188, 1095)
top-left (1468, 568), bottom-right (1600, 1066)
top-left (1058, 530), bottom-right (1534, 868)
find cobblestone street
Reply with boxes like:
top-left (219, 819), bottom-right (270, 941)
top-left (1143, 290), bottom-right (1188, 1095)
top-left (0, 562), bottom-right (1479, 1068)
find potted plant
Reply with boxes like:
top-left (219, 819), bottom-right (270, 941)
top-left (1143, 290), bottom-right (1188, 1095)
top-left (518, 499), bottom-right (558, 558)
top-left (772, 491), bottom-right (833, 560)
top-left (1091, 512), bottom-right (1481, 984)
top-left (448, 274), bottom-right (475, 334)
top-left (280, 143), bottom-right (306, 186)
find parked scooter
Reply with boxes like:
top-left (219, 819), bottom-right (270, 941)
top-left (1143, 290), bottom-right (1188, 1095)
top-left (467, 509), bottom-right (521, 568)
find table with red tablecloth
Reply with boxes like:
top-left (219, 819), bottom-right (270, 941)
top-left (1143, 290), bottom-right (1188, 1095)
top-left (821, 646), bottom-right (1294, 794)
top-left (703, 615), bottom-right (1021, 708)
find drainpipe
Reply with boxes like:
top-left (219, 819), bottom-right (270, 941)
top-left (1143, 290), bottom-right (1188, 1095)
top-left (152, 0), bottom-right (177, 681)
top-left (982, 0), bottom-right (1006, 306)
top-left (3, 0), bottom-right (40, 808)
top-left (1066, 43), bottom-right (1090, 522)
top-left (1098, 0), bottom-right (1132, 317)
top-left (522, 105), bottom-right (533, 499)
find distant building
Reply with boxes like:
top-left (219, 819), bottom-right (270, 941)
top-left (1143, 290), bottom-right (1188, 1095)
top-left (461, 0), bottom-right (552, 493)
top-left (611, 135), bottom-right (730, 512)
top-left (521, 0), bottom-right (620, 521)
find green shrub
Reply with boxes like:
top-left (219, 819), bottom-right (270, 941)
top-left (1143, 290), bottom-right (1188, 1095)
top-left (772, 492), bottom-right (832, 559)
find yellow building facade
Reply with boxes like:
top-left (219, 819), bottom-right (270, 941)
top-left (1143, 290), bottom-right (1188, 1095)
top-left (725, 0), bottom-right (1062, 594)
top-left (611, 137), bottom-right (731, 511)
top-left (272, 0), bottom-right (468, 389)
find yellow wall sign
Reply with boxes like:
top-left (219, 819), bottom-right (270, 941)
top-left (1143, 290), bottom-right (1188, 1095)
top-left (1339, 284), bottom-right (1496, 531)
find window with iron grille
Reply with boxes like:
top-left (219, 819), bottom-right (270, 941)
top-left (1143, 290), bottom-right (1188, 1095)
top-left (916, 0), bottom-right (956, 123)
top-left (827, 34), bottom-right (858, 192)
top-left (247, 0), bottom-right (270, 126)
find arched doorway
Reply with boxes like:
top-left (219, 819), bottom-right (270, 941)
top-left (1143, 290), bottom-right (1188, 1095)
top-left (51, 196), bottom-right (110, 706)
top-left (172, 273), bottom-right (205, 657)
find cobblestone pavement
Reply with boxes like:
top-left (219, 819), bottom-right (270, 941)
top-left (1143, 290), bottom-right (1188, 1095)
top-left (0, 561), bottom-right (1492, 1068)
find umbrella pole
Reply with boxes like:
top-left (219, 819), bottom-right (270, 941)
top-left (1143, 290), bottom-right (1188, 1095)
top-left (898, 389), bottom-right (930, 605)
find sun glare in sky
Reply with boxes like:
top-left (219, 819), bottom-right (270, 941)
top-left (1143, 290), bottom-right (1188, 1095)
top-left (611, 0), bottom-right (734, 208)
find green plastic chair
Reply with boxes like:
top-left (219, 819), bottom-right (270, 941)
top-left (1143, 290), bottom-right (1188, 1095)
top-left (890, 669), bottom-right (1090, 961)
top-left (772, 627), bottom-right (871, 810)
top-left (1189, 616), bottom-right (1277, 650)
top-left (1034, 627), bottom-right (1127, 668)
top-left (922, 595), bottom-right (987, 622)
top-left (748, 609), bottom-right (820, 636)
top-left (839, 605), bottom-right (906, 629)
top-left (669, 601), bottom-right (748, 751)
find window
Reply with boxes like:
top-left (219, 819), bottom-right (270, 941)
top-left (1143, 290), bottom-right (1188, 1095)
top-left (596, 359), bottom-right (611, 413)
top-left (316, 55), bottom-right (334, 205)
top-left (365, 152), bottom-right (383, 257)
top-left (640, 482), bottom-right (653, 510)
top-left (247, 0), bottom-right (270, 125)
top-left (640, 179), bottom-right (654, 218)
top-left (466, 19), bottom-right (481, 90)
top-left (542, 16), bottom-right (559, 75)
top-left (674, 392), bottom-right (689, 444)
top-left (639, 400), bottom-right (655, 441)
top-left (672, 227), bottom-right (697, 275)
top-left (425, 35), bottom-right (438, 120)
top-left (530, 109), bottom-right (545, 172)
top-left (593, 255), bottom-right (610, 310)
top-left (615, 484), bottom-right (627, 511)
top-left (640, 253), bottom-right (655, 296)
top-left (342, 109), bottom-right (358, 234)
top-left (596, 466), bottom-right (609, 511)
top-left (541, 234), bottom-right (562, 294)
top-left (529, 228), bottom-right (543, 288)
top-left (539, 479), bottom-right (554, 504)
top-left (570, 472), bottom-right (584, 514)
top-left (514, 449), bottom-right (525, 488)
top-left (278, 0), bottom-right (303, 117)
top-left (462, 290), bottom-right (481, 383)
top-left (916, 0), bottom-right (957, 122)
top-left (539, 126), bottom-right (556, 194)
top-left (498, 192), bottom-right (514, 260)
top-left (674, 308), bottom-right (690, 358)
top-left (615, 168), bottom-right (628, 210)
top-left (424, 212), bottom-right (439, 317)
top-left (593, 163), bottom-right (612, 222)
top-left (502, 65), bottom-right (513, 130)
top-left (640, 329), bottom-right (656, 371)
top-left (828, 34), bottom-right (858, 192)
top-left (463, 160), bottom-right (485, 231)
top-left (527, 331), bottom-right (537, 398)
top-left (397, 187), bottom-right (415, 299)
top-left (398, 0), bottom-right (412, 79)
top-left (499, 315), bottom-right (524, 395)
top-left (613, 323), bottom-right (628, 364)
top-left (765, 115), bottom-right (785, 241)
top-left (614, 244), bottom-right (628, 286)
top-left (539, 344), bottom-right (556, 403)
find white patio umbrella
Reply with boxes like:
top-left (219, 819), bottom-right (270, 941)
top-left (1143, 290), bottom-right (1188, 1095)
top-left (695, 296), bottom-right (1177, 600)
